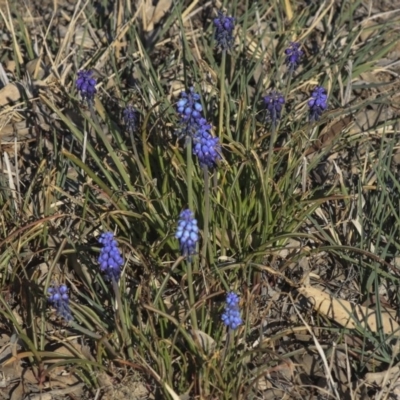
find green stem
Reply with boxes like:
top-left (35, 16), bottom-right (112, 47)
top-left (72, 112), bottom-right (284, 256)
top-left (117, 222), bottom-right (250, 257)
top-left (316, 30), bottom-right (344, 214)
top-left (129, 128), bottom-right (147, 188)
top-left (186, 137), bottom-right (193, 211)
top-left (219, 51), bottom-right (228, 256)
top-left (265, 121), bottom-right (276, 181)
top-left (218, 50), bottom-right (227, 143)
top-left (285, 69), bottom-right (293, 100)
top-left (82, 129), bottom-right (88, 168)
top-left (201, 166), bottom-right (210, 268)
top-left (221, 328), bottom-right (233, 370)
top-left (112, 278), bottom-right (134, 360)
top-left (142, 118), bottom-right (151, 180)
top-left (186, 259), bottom-right (198, 330)
top-left (84, 103), bottom-right (100, 176)
top-left (265, 122), bottom-right (276, 228)
top-left (184, 135), bottom-right (197, 329)
top-left (89, 103), bottom-right (102, 137)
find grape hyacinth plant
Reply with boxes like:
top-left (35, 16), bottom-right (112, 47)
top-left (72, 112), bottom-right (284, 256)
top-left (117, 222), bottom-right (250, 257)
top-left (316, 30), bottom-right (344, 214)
top-left (193, 119), bottom-right (221, 169)
top-left (284, 42), bottom-right (303, 72)
top-left (263, 91), bottom-right (285, 126)
top-left (76, 70), bottom-right (97, 104)
top-left (213, 11), bottom-right (235, 51)
top-left (123, 104), bottom-right (138, 132)
top-left (98, 233), bottom-right (133, 358)
top-left (175, 209), bottom-right (199, 258)
top-left (221, 292), bottom-right (242, 330)
top-left (176, 87), bottom-right (204, 138)
top-left (98, 232), bottom-right (124, 281)
top-left (176, 89), bottom-right (221, 167)
top-left (48, 284), bottom-right (72, 321)
top-left (308, 86), bottom-right (328, 122)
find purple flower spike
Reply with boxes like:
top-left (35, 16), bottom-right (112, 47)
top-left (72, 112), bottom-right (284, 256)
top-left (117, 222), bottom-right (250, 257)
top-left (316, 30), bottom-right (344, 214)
top-left (48, 284), bottom-right (72, 321)
top-left (175, 87), bottom-right (223, 166)
top-left (308, 86), bottom-right (328, 122)
top-left (123, 105), bottom-right (138, 132)
top-left (193, 119), bottom-right (221, 169)
top-left (263, 91), bottom-right (285, 126)
top-left (76, 70), bottom-right (97, 103)
top-left (284, 42), bottom-right (303, 71)
top-left (221, 292), bottom-right (242, 330)
top-left (213, 11), bottom-right (235, 51)
top-left (176, 87), bottom-right (204, 138)
top-left (175, 209), bottom-right (199, 258)
top-left (98, 232), bottom-right (124, 281)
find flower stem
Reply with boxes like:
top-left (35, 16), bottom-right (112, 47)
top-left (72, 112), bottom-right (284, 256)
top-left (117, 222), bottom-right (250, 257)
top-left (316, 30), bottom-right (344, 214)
top-left (185, 136), bottom-right (197, 329)
top-left (129, 128), bottom-right (147, 188)
top-left (218, 50), bottom-right (227, 143)
top-left (265, 120), bottom-right (276, 179)
top-left (265, 121), bottom-right (276, 229)
top-left (285, 69), bottom-right (293, 101)
top-left (112, 278), bottom-right (134, 360)
top-left (219, 50), bottom-right (227, 256)
top-left (221, 327), bottom-right (233, 369)
top-left (141, 114), bottom-right (151, 180)
top-left (186, 259), bottom-right (198, 330)
top-left (201, 166), bottom-right (210, 269)
top-left (186, 136), bottom-right (193, 211)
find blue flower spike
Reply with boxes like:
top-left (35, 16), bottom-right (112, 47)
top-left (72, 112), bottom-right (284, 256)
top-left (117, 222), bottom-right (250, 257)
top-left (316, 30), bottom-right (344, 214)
top-left (176, 87), bottom-right (204, 138)
top-left (222, 292), bottom-right (242, 330)
top-left (98, 232), bottom-right (124, 281)
top-left (175, 209), bottom-right (199, 258)
top-left (76, 70), bottom-right (97, 104)
top-left (48, 284), bottom-right (72, 321)
top-left (123, 105), bottom-right (138, 132)
top-left (175, 87), bottom-right (222, 165)
top-left (213, 11), bottom-right (235, 51)
top-left (308, 86), bottom-right (328, 122)
top-left (284, 42), bottom-right (303, 72)
top-left (193, 119), bottom-right (221, 169)
top-left (263, 91), bottom-right (285, 126)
